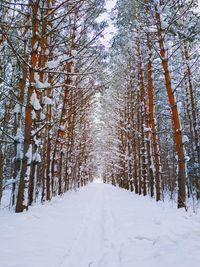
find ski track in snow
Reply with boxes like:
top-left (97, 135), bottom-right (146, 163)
top-left (1, 183), bottom-right (200, 267)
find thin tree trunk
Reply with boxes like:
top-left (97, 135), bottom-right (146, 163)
top-left (154, 4), bottom-right (186, 208)
top-left (147, 31), bottom-right (161, 201)
top-left (16, 3), bottom-right (39, 212)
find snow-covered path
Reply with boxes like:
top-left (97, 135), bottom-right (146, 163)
top-left (1, 183), bottom-right (200, 267)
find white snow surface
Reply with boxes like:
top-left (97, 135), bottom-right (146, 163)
top-left (1, 183), bottom-right (200, 267)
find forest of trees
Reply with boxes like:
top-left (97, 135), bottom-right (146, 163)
top-left (100, 0), bottom-right (200, 209)
top-left (0, 0), bottom-right (106, 212)
top-left (0, 0), bottom-right (199, 212)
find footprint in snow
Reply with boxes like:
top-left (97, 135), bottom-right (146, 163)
top-left (153, 218), bottom-right (161, 225)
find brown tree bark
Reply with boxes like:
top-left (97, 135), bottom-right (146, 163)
top-left (147, 31), bottom-right (161, 201)
top-left (51, 18), bottom-right (76, 194)
top-left (154, 3), bottom-right (186, 208)
top-left (16, 2), bottom-right (39, 212)
top-left (137, 40), bottom-right (147, 196)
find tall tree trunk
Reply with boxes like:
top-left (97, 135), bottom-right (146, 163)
top-left (147, 31), bottom-right (161, 201)
top-left (16, 3), bottom-right (39, 212)
top-left (154, 3), bottom-right (186, 208)
top-left (137, 40), bottom-right (147, 196)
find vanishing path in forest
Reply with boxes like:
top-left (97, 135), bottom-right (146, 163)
top-left (1, 182), bottom-right (200, 267)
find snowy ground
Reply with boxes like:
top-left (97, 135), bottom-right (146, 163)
top-left (1, 182), bottom-right (200, 267)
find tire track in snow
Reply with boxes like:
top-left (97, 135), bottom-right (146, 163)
top-left (59, 186), bottom-right (106, 267)
top-left (97, 193), bottom-right (122, 267)
top-left (60, 184), bottom-right (122, 267)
